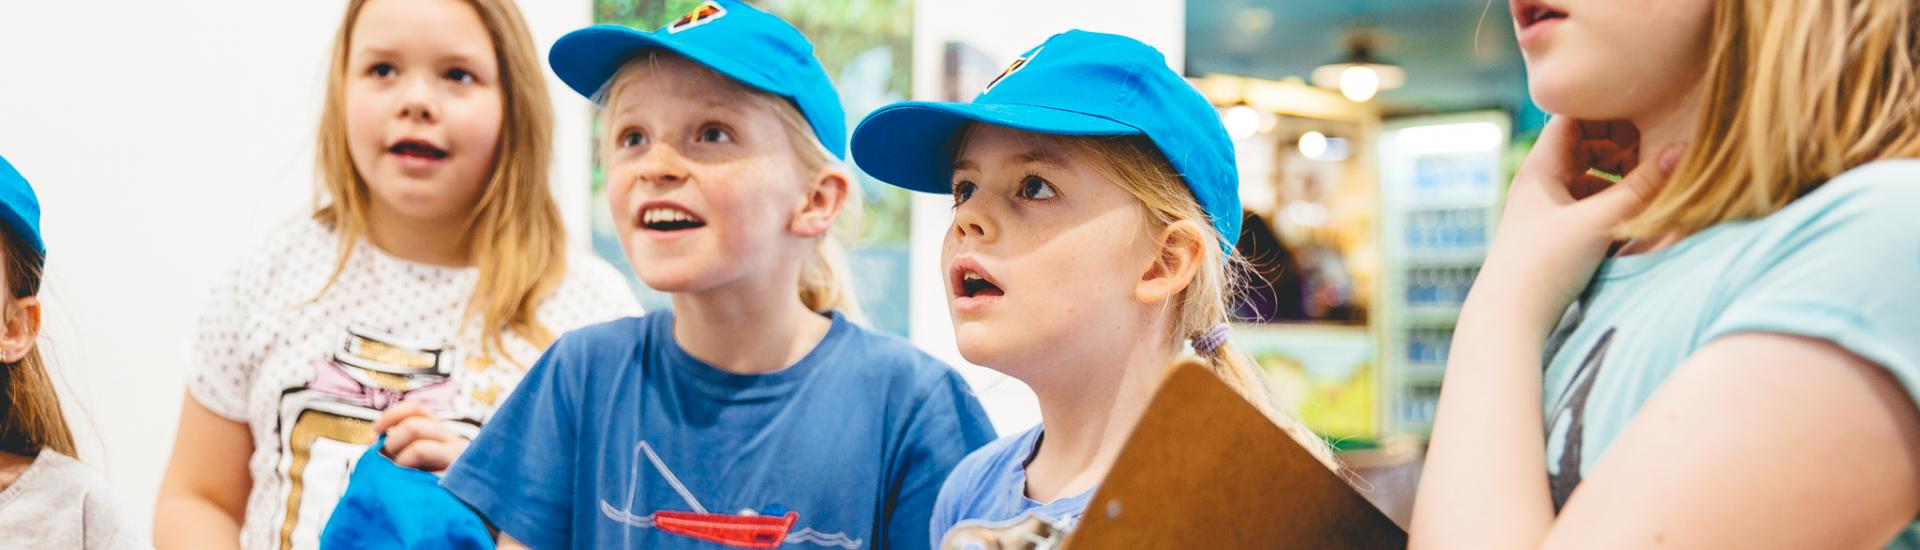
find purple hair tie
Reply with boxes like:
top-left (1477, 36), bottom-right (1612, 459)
top-left (1191, 323), bottom-right (1231, 356)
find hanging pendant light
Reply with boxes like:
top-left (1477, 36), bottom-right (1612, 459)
top-left (1310, 29), bottom-right (1405, 102)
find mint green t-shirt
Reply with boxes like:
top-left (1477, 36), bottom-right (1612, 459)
top-left (1541, 160), bottom-right (1920, 545)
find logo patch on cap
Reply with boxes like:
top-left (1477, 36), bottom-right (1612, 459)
top-left (665, 1), bottom-right (727, 34)
top-left (980, 46), bottom-right (1043, 96)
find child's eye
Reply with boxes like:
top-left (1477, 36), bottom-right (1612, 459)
top-left (696, 125), bottom-right (734, 143)
top-left (1017, 175), bottom-right (1057, 200)
top-left (618, 129), bottom-right (647, 149)
top-left (444, 68), bottom-right (476, 84)
top-left (368, 63), bottom-right (396, 78)
top-left (952, 181), bottom-right (977, 206)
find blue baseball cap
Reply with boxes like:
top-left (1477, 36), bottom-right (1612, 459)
top-left (548, 0), bottom-right (848, 160)
top-left (850, 30), bottom-right (1241, 247)
top-left (0, 154), bottom-right (45, 259)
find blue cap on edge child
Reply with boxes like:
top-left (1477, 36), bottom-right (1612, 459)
top-left (850, 30), bottom-right (1242, 248)
top-left (0, 154), bottom-right (46, 260)
top-left (547, 0), bottom-right (848, 159)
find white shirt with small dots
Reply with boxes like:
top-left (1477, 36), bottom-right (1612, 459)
top-left (188, 218), bottom-right (639, 550)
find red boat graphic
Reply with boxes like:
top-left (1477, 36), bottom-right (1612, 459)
top-left (599, 441), bottom-right (861, 548)
top-left (652, 510), bottom-right (799, 549)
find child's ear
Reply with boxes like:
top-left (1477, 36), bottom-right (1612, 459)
top-left (789, 166), bottom-right (850, 238)
top-left (1, 296), bottom-right (40, 363)
top-left (1134, 220), bottom-right (1209, 305)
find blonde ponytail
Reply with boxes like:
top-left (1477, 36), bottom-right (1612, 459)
top-left (797, 214), bottom-right (864, 319)
top-left (1204, 338), bottom-right (1339, 469)
top-left (1058, 132), bottom-right (1338, 469)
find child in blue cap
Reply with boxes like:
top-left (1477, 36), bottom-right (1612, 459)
top-left (440, 2), bottom-right (995, 548)
top-left (850, 30), bottom-right (1338, 547)
top-left (0, 154), bottom-right (142, 549)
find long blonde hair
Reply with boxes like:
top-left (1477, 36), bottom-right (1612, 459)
top-left (1063, 133), bottom-right (1338, 468)
top-left (1618, 0), bottom-right (1920, 239)
top-left (598, 53), bottom-right (865, 318)
top-left (0, 230), bottom-right (72, 458)
top-left (314, 0), bottom-right (567, 360)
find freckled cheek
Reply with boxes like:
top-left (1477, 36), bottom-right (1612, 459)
top-left (606, 167), bottom-right (636, 226)
top-left (1042, 257), bottom-right (1084, 319)
top-left (696, 183), bottom-right (768, 245)
top-left (1006, 219), bottom-right (1090, 308)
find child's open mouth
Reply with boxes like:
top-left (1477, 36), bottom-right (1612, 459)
top-left (1512, 0), bottom-right (1568, 45)
top-left (1512, 1), bottom-right (1568, 47)
top-left (637, 204), bottom-right (707, 232)
top-left (958, 271), bottom-right (1002, 298)
top-left (1518, 4), bottom-right (1566, 28)
top-left (949, 258), bottom-right (1004, 313)
top-left (389, 139), bottom-right (449, 160)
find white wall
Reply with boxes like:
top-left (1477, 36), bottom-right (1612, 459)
top-left (0, 0), bottom-right (593, 534)
top-left (907, 0), bottom-right (1186, 436)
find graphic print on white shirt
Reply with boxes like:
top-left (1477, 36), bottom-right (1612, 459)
top-left (272, 327), bottom-right (481, 550)
top-left (189, 219), bottom-right (640, 550)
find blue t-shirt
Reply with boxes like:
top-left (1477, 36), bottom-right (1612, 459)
top-left (441, 310), bottom-right (996, 550)
top-left (927, 426), bottom-right (1094, 549)
top-left (1541, 160), bottom-right (1920, 545)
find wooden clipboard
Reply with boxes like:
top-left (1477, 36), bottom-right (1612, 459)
top-left (1062, 359), bottom-right (1407, 549)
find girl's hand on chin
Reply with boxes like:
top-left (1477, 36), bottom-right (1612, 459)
top-left (1468, 117), bottom-right (1684, 333)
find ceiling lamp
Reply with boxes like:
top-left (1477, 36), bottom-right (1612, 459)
top-left (1223, 103), bottom-right (1262, 139)
top-left (1310, 30), bottom-right (1405, 103)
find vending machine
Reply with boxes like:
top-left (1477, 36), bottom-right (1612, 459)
top-left (1375, 111), bottom-right (1511, 435)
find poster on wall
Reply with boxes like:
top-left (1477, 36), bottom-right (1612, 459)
top-left (588, 0), bottom-right (916, 335)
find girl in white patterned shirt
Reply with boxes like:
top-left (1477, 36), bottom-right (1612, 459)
top-left (151, 1), bottom-right (637, 549)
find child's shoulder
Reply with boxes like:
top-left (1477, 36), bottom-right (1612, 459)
top-left (939, 426), bottom-right (1043, 502)
top-left (965, 426), bottom-right (1042, 473)
top-left (207, 217), bottom-right (337, 301)
top-left (3, 451), bottom-right (138, 549)
top-left (227, 217), bottom-right (341, 277)
top-left (824, 314), bottom-right (963, 384)
top-left (539, 252), bottom-right (643, 328)
top-left (527, 314), bottom-right (662, 386)
top-left (1829, 158), bottom-right (1920, 188)
top-left (1738, 159), bottom-right (1920, 256)
top-left (22, 451), bottom-right (112, 498)
top-left (1776, 160), bottom-right (1920, 226)
top-left (551, 312), bottom-right (659, 352)
top-left (555, 251), bottom-right (632, 295)
top-left (250, 216), bottom-right (339, 260)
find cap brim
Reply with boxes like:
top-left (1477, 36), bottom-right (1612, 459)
top-left (851, 102), bottom-right (1140, 194)
top-left (549, 25), bottom-right (783, 103)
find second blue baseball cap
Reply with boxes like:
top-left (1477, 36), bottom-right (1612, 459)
top-left (850, 30), bottom-right (1241, 247)
top-left (0, 154), bottom-right (45, 260)
top-left (320, 438), bottom-right (492, 550)
top-left (548, 0), bottom-right (848, 160)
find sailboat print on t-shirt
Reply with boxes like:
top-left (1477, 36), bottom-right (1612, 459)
top-left (599, 440), bottom-right (864, 549)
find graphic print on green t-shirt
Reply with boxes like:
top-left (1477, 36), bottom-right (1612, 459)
top-left (1546, 327), bottom-right (1615, 512)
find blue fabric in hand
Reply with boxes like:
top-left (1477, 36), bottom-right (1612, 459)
top-left (320, 436), bottom-right (494, 550)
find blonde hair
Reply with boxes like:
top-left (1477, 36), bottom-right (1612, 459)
top-left (597, 52), bottom-right (865, 319)
top-left (1060, 132), bottom-right (1339, 468)
top-left (314, 0), bottom-right (567, 361)
top-left (0, 230), bottom-right (72, 458)
top-left (1618, 0), bottom-right (1920, 239)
